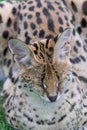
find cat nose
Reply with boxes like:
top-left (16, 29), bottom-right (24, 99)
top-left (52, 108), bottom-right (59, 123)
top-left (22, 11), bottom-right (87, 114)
top-left (48, 95), bottom-right (57, 102)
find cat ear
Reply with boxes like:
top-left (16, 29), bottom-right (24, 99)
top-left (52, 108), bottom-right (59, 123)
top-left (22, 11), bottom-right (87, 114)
top-left (8, 39), bottom-right (38, 68)
top-left (53, 28), bottom-right (71, 63)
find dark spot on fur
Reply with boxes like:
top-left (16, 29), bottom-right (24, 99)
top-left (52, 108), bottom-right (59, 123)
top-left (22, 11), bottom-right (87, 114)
top-left (3, 47), bottom-right (8, 56)
top-left (12, 7), bottom-right (17, 15)
top-left (33, 108), bottom-right (36, 111)
top-left (79, 76), bottom-right (87, 83)
top-left (62, 0), bottom-right (67, 6)
top-left (66, 23), bottom-right (69, 26)
top-left (7, 59), bottom-right (11, 67)
top-left (34, 43), bottom-right (38, 50)
top-left (82, 1), bottom-right (87, 15)
top-left (43, 7), bottom-right (50, 17)
top-left (23, 5), bottom-right (26, 9)
top-left (72, 71), bottom-right (78, 77)
top-left (36, 120), bottom-right (45, 125)
top-left (25, 31), bottom-right (28, 37)
top-left (10, 76), bottom-right (19, 84)
top-left (85, 39), bottom-right (87, 43)
top-left (18, 4), bottom-right (21, 10)
top-left (11, 117), bottom-right (16, 121)
top-left (80, 55), bottom-right (86, 62)
top-left (46, 35), bottom-right (53, 39)
top-left (33, 30), bottom-right (38, 36)
top-left (73, 57), bottom-right (81, 63)
top-left (47, 2), bottom-right (55, 10)
top-left (77, 27), bottom-right (82, 34)
top-left (28, 1), bottom-right (33, 4)
top-left (24, 21), bottom-right (28, 29)
top-left (55, 1), bottom-right (60, 5)
top-left (76, 40), bottom-right (81, 47)
top-left (19, 102), bottom-right (23, 106)
top-left (45, 39), bottom-right (49, 48)
top-left (34, 50), bottom-right (37, 54)
top-left (64, 89), bottom-right (69, 93)
top-left (9, 67), bottom-right (12, 79)
top-left (73, 46), bottom-right (78, 53)
top-left (71, 15), bottom-right (75, 23)
top-left (47, 121), bottom-right (55, 125)
top-left (0, 3), bottom-right (4, 8)
top-left (14, 21), bottom-right (18, 31)
top-left (28, 14), bottom-right (32, 19)
top-left (36, 0), bottom-right (42, 8)
top-left (19, 13), bottom-right (23, 20)
top-left (83, 104), bottom-right (87, 107)
top-left (7, 18), bottom-right (12, 27)
top-left (23, 113), bottom-right (33, 122)
top-left (25, 36), bottom-right (31, 44)
top-left (59, 27), bottom-right (63, 33)
top-left (2, 31), bottom-right (9, 39)
top-left (3, 92), bottom-right (9, 102)
top-left (39, 30), bottom-right (45, 38)
top-left (29, 6), bottom-right (34, 11)
top-left (48, 18), bottom-right (54, 32)
top-left (71, 92), bottom-right (74, 98)
top-left (37, 17), bottom-right (42, 24)
top-left (72, 29), bottom-right (75, 36)
top-left (18, 85), bottom-right (22, 89)
top-left (81, 18), bottom-right (87, 28)
top-left (30, 22), bottom-right (36, 30)
top-left (58, 6), bottom-right (65, 12)
top-left (36, 12), bottom-right (40, 17)
top-left (58, 17), bottom-right (63, 25)
top-left (70, 58), bottom-right (75, 64)
top-left (82, 121), bottom-right (87, 126)
top-left (64, 15), bottom-right (68, 20)
top-left (58, 115), bottom-right (66, 122)
top-left (54, 111), bottom-right (57, 115)
top-left (84, 112), bottom-right (87, 116)
top-left (35, 115), bottom-right (39, 118)
top-left (40, 52), bottom-right (45, 59)
top-left (71, 1), bottom-right (78, 12)
top-left (83, 44), bottom-right (87, 52)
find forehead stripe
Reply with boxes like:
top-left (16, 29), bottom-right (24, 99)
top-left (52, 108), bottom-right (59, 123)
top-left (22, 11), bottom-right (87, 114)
top-left (34, 43), bottom-right (38, 50)
top-left (46, 39), bottom-right (49, 48)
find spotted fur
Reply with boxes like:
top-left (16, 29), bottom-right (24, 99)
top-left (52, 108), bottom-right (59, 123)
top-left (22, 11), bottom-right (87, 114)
top-left (1, 0), bottom-right (87, 130)
top-left (0, 0), bottom-right (83, 80)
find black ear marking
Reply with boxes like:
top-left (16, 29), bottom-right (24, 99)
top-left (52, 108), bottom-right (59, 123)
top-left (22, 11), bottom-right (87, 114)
top-left (54, 35), bottom-right (58, 43)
